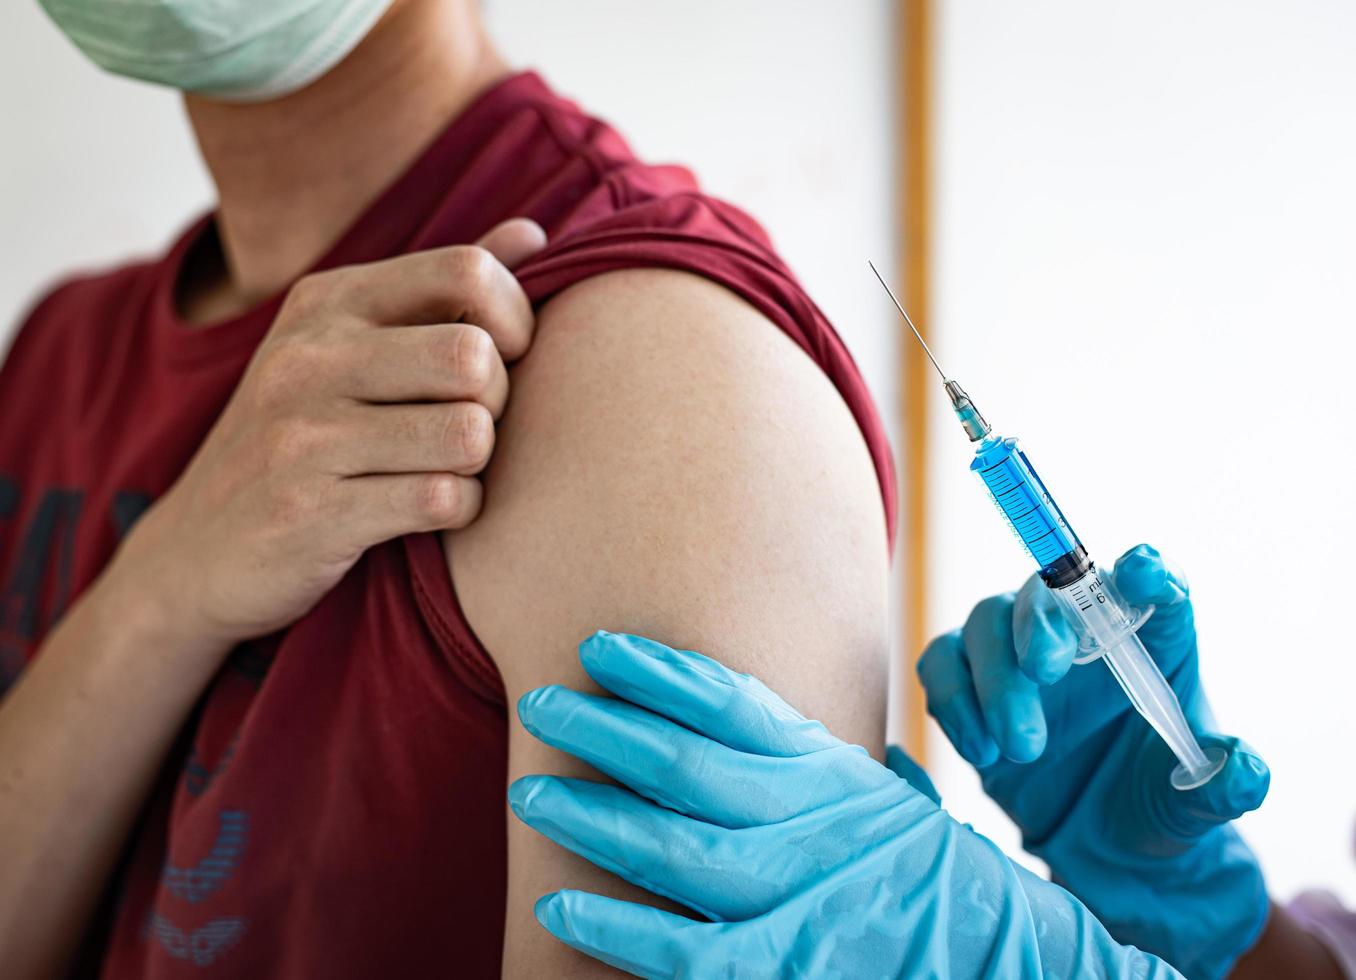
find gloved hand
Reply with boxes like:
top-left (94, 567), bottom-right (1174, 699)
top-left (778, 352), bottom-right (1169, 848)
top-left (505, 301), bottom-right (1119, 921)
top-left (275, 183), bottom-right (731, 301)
top-left (510, 631), bottom-right (1182, 979)
top-left (918, 544), bottom-right (1269, 979)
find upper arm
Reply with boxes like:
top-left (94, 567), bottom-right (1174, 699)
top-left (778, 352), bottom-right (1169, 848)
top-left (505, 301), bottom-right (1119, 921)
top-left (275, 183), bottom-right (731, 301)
top-left (445, 269), bottom-right (890, 977)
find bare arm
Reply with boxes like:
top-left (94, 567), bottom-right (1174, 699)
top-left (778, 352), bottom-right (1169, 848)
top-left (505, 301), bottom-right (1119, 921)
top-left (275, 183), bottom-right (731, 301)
top-left (0, 566), bottom-right (233, 976)
top-left (446, 269), bottom-right (891, 977)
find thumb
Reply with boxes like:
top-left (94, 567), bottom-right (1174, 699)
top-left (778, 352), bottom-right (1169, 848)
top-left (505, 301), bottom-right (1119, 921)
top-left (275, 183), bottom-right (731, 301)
top-left (475, 217), bottom-right (548, 270)
top-left (1161, 735), bottom-right (1269, 839)
top-left (886, 745), bottom-right (942, 805)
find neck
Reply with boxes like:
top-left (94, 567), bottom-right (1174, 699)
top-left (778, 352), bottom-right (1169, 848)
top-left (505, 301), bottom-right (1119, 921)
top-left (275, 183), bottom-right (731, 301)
top-left (182, 0), bottom-right (507, 321)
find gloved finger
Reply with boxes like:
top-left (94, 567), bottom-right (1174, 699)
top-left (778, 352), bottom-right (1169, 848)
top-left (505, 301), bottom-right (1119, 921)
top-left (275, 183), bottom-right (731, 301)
top-left (1161, 735), bottom-right (1270, 840)
top-left (963, 594), bottom-right (1047, 763)
top-left (535, 890), bottom-right (721, 980)
top-left (577, 631), bottom-right (841, 757)
top-left (517, 685), bottom-right (875, 828)
top-left (917, 631), bottom-right (1000, 768)
top-left (510, 775), bottom-right (756, 922)
top-left (885, 745), bottom-right (942, 805)
top-left (1011, 574), bottom-right (1077, 686)
top-left (1112, 544), bottom-right (1192, 636)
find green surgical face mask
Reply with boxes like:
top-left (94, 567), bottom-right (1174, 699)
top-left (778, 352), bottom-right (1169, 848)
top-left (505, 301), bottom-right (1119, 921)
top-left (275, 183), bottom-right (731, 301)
top-left (39, 0), bottom-right (395, 102)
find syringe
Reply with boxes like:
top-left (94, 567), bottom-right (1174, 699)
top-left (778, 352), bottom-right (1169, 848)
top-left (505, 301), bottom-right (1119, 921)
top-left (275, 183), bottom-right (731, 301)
top-left (871, 262), bottom-right (1226, 790)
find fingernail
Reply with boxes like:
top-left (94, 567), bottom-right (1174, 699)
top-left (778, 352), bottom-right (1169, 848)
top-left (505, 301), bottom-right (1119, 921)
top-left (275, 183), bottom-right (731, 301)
top-left (964, 733), bottom-right (1000, 768)
top-left (507, 777), bottom-right (537, 819)
top-left (1230, 753), bottom-right (1270, 811)
top-left (535, 893), bottom-right (569, 939)
top-left (1007, 730), bottom-right (1045, 763)
top-left (516, 685), bottom-right (562, 736)
top-left (996, 693), bottom-right (1046, 763)
top-left (1004, 721), bottom-right (1046, 763)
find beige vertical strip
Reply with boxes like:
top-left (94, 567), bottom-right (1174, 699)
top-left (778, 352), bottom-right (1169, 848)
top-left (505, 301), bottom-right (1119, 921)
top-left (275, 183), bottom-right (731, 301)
top-left (898, 0), bottom-right (932, 764)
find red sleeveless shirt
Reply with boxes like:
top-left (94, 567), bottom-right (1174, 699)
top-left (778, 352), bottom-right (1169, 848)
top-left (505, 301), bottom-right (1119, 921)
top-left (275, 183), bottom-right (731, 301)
top-left (0, 72), bottom-right (895, 977)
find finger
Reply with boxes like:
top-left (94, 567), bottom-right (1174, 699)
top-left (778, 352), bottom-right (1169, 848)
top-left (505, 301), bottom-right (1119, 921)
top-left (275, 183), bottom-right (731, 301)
top-left (576, 631), bottom-right (841, 757)
top-left (1163, 735), bottom-right (1270, 839)
top-left (338, 472), bottom-right (483, 546)
top-left (1011, 574), bottom-right (1077, 685)
top-left (344, 323), bottom-right (509, 417)
top-left (334, 402), bottom-right (494, 477)
top-left (510, 775), bottom-right (758, 922)
top-left (917, 631), bottom-right (1000, 768)
top-left (516, 685), bottom-right (873, 828)
top-left (1111, 543), bottom-right (1194, 649)
top-left (1112, 543), bottom-right (1189, 614)
top-left (322, 221), bottom-right (543, 357)
top-left (963, 594), bottom-right (1047, 763)
top-left (884, 745), bottom-right (942, 805)
top-left (535, 890), bottom-right (718, 980)
top-left (476, 216), bottom-right (548, 270)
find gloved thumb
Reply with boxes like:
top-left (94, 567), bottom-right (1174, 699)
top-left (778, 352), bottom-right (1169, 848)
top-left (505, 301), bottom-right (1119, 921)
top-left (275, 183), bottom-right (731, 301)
top-left (1160, 735), bottom-right (1269, 840)
top-left (885, 744), bottom-right (942, 805)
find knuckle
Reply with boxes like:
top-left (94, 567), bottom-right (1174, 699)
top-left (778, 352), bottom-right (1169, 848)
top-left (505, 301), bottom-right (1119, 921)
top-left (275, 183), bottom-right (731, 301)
top-left (415, 474), bottom-right (463, 524)
top-left (452, 245), bottom-right (498, 290)
top-left (966, 593), bottom-right (1016, 634)
top-left (446, 403), bottom-right (494, 465)
top-left (281, 272), bottom-right (334, 318)
top-left (451, 325), bottom-right (496, 391)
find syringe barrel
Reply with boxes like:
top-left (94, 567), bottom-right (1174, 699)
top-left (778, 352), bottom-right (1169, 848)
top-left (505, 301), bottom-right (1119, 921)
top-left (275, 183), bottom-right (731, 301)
top-left (971, 436), bottom-right (1086, 576)
top-left (968, 433), bottom-right (1224, 789)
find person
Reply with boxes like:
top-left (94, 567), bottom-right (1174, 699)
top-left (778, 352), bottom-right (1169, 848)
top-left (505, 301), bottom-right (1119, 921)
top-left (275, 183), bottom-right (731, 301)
top-left (510, 548), bottom-right (1349, 978)
top-left (0, 1), bottom-right (895, 976)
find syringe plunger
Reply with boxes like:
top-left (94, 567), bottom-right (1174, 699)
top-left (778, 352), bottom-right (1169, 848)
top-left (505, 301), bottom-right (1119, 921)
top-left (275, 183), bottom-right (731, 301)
top-left (1050, 565), bottom-right (1227, 790)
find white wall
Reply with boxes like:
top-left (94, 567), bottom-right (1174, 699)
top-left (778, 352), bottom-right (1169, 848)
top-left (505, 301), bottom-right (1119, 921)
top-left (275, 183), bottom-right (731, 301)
top-left (0, 8), bottom-right (213, 334)
top-left (932, 0), bottom-right (1356, 905)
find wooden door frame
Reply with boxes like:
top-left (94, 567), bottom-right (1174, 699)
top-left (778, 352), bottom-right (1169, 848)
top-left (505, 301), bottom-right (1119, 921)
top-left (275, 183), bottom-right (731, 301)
top-left (896, 0), bottom-right (932, 764)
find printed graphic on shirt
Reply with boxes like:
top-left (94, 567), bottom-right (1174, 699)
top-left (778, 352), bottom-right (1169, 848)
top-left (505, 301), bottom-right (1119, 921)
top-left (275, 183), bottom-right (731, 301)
top-left (163, 810), bottom-right (249, 904)
top-left (184, 737), bottom-right (239, 798)
top-left (0, 485), bottom-right (83, 691)
top-left (145, 914), bottom-right (247, 968)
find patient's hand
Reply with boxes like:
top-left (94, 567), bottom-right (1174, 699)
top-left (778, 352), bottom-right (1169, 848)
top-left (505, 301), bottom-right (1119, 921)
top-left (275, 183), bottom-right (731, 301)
top-left (114, 219), bottom-right (545, 647)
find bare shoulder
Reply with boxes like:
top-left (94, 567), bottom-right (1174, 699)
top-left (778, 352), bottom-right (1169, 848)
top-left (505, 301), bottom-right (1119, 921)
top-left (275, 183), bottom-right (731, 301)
top-left (448, 267), bottom-right (889, 729)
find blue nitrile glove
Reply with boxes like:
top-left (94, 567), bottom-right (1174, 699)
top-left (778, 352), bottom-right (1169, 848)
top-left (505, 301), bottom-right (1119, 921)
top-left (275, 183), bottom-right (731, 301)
top-left (510, 631), bottom-right (1182, 979)
top-left (918, 544), bottom-right (1269, 979)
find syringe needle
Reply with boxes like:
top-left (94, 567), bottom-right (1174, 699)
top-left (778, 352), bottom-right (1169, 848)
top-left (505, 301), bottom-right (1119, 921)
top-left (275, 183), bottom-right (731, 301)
top-left (867, 259), bottom-right (947, 381)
